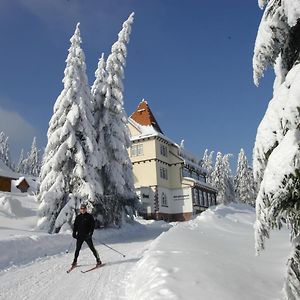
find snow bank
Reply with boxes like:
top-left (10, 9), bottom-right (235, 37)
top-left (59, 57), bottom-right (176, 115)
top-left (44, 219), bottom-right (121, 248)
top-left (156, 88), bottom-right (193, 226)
top-left (0, 192), bottom-right (73, 270)
top-left (127, 204), bottom-right (290, 300)
top-left (0, 193), bottom-right (34, 218)
top-left (0, 233), bottom-right (72, 270)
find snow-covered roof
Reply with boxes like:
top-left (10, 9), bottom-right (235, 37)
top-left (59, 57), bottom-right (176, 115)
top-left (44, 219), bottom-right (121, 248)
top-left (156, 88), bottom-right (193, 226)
top-left (183, 176), bottom-right (217, 192)
top-left (13, 176), bottom-right (29, 186)
top-left (0, 160), bottom-right (19, 179)
top-left (178, 147), bottom-right (206, 173)
top-left (129, 99), bottom-right (163, 133)
top-left (182, 158), bottom-right (206, 174)
top-left (128, 118), bottom-right (178, 145)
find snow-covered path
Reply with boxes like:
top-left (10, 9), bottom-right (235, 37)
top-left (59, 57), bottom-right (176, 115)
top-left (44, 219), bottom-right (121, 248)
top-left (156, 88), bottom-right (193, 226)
top-left (0, 222), bottom-right (171, 300)
top-left (0, 195), bottom-right (292, 300)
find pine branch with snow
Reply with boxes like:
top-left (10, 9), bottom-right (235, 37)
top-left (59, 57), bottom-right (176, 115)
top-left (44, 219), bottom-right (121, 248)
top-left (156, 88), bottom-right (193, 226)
top-left (253, 0), bottom-right (289, 86)
top-left (253, 1), bottom-right (300, 298)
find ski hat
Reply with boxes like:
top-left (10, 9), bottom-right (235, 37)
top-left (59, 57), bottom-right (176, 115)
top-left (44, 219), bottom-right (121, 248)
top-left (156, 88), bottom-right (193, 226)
top-left (80, 203), bottom-right (87, 209)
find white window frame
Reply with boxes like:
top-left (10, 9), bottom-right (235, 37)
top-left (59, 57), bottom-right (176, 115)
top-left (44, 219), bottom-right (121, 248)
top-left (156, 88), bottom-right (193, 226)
top-left (131, 144), bottom-right (144, 157)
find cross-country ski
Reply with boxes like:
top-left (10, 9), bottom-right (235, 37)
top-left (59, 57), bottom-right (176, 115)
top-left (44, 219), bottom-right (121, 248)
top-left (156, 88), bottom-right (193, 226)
top-left (81, 263), bottom-right (106, 273)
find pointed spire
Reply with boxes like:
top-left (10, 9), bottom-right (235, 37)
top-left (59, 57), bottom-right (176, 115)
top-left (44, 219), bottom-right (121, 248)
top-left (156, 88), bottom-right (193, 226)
top-left (130, 99), bottom-right (163, 133)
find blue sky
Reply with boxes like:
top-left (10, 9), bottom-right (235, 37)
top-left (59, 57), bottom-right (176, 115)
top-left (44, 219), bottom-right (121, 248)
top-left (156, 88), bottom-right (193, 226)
top-left (0, 0), bottom-right (274, 170)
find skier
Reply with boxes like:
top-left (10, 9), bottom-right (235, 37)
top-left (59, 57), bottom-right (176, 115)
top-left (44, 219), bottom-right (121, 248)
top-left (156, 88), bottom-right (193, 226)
top-left (71, 203), bottom-right (102, 267)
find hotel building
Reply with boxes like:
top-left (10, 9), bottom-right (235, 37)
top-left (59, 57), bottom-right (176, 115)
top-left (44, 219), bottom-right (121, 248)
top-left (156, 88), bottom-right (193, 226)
top-left (127, 100), bottom-right (217, 222)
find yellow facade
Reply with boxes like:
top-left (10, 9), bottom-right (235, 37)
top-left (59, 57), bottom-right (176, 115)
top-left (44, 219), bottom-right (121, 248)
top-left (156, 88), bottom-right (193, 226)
top-left (128, 122), bottom-right (183, 191)
top-left (127, 118), bottom-right (217, 222)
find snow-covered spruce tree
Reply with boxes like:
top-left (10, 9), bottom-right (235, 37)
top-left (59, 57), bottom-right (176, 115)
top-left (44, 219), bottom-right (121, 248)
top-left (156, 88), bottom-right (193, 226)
top-left (0, 131), bottom-right (11, 168)
top-left (92, 53), bottom-right (107, 134)
top-left (91, 53), bottom-right (111, 225)
top-left (212, 152), bottom-right (234, 204)
top-left (202, 149), bottom-right (214, 184)
top-left (38, 23), bottom-right (103, 233)
top-left (222, 154), bottom-right (235, 203)
top-left (26, 137), bottom-right (41, 177)
top-left (234, 149), bottom-right (256, 206)
top-left (253, 1), bottom-right (300, 298)
top-left (248, 167), bottom-right (258, 205)
top-left (211, 152), bottom-right (225, 204)
top-left (16, 149), bottom-right (25, 173)
top-left (101, 13), bottom-right (137, 225)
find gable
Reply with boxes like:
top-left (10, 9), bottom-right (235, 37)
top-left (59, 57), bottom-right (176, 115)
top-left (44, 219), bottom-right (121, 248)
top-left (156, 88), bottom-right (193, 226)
top-left (130, 99), bottom-right (163, 134)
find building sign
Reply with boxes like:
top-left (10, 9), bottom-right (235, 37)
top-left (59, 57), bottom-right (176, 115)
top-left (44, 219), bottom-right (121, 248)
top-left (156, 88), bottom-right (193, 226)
top-left (173, 194), bottom-right (190, 201)
top-left (172, 188), bottom-right (191, 201)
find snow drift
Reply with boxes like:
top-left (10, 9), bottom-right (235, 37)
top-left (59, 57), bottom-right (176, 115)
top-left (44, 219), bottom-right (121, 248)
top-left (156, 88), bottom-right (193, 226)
top-left (127, 204), bottom-right (290, 300)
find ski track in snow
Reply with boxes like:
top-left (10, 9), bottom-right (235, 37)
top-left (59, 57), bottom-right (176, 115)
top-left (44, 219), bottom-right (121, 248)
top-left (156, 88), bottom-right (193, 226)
top-left (0, 226), bottom-right (169, 300)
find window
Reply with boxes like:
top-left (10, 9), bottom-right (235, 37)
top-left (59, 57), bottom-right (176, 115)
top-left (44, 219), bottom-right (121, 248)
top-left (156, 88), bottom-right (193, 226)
top-left (193, 189), bottom-right (200, 206)
top-left (204, 192), bottom-right (208, 207)
top-left (160, 144), bottom-right (168, 157)
top-left (130, 144), bottom-right (143, 157)
top-left (191, 171), bottom-right (199, 181)
top-left (182, 167), bottom-right (191, 178)
top-left (208, 193), bottom-right (216, 206)
top-left (199, 191), bottom-right (204, 206)
top-left (161, 192), bottom-right (168, 207)
top-left (212, 194), bottom-right (216, 205)
top-left (160, 167), bottom-right (168, 180)
top-left (199, 174), bottom-right (206, 183)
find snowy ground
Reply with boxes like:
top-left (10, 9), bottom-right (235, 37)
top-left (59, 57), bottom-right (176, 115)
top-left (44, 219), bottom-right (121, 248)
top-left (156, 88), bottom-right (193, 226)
top-left (0, 193), bottom-right (291, 300)
top-left (127, 204), bottom-right (290, 300)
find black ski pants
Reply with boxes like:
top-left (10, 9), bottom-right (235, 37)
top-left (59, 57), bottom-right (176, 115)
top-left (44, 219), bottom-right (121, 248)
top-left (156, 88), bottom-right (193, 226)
top-left (73, 237), bottom-right (100, 263)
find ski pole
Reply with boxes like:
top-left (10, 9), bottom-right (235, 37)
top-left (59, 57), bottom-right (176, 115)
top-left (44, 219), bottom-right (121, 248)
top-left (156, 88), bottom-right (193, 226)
top-left (94, 239), bottom-right (126, 257)
top-left (66, 239), bottom-right (74, 254)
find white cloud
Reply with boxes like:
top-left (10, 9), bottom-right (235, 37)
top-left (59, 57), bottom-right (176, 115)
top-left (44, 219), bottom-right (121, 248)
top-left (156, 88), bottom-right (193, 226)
top-left (0, 105), bottom-right (38, 160)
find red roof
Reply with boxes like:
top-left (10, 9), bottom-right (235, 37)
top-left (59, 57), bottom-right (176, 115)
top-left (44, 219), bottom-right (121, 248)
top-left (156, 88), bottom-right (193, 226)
top-left (130, 99), bottom-right (163, 134)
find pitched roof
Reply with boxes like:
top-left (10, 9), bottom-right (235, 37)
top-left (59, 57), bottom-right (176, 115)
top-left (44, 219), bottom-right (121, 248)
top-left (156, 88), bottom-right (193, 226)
top-left (129, 99), bottom-right (163, 134)
top-left (0, 159), bottom-right (19, 179)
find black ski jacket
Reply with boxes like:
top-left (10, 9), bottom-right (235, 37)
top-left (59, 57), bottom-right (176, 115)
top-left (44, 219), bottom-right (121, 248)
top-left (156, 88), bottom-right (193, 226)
top-left (73, 212), bottom-right (95, 239)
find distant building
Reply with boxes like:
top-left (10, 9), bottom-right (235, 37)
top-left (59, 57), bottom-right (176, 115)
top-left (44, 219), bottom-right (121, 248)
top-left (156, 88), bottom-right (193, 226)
top-left (0, 159), bottom-right (19, 192)
top-left (14, 177), bottom-right (30, 193)
top-left (0, 160), bottom-right (31, 193)
top-left (127, 99), bottom-right (217, 222)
